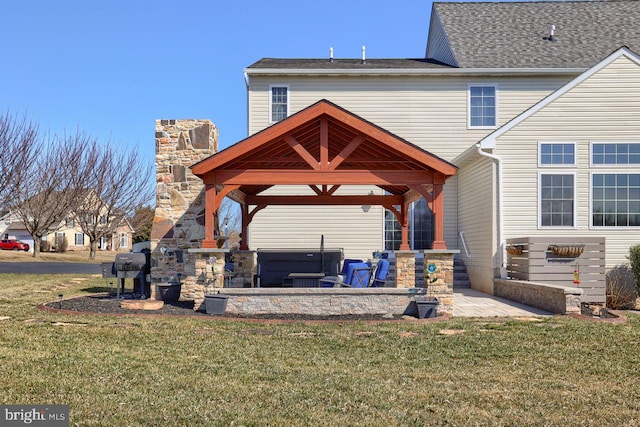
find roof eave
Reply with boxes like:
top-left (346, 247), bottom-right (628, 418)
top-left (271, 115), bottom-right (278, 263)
top-left (244, 67), bottom-right (586, 77)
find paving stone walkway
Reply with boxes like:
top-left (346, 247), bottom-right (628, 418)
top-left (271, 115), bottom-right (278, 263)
top-left (453, 288), bottom-right (552, 317)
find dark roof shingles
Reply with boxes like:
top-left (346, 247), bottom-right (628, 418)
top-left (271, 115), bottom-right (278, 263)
top-left (434, 0), bottom-right (640, 68)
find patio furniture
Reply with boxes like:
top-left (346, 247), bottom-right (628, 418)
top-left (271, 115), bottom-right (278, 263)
top-left (284, 272), bottom-right (326, 287)
top-left (319, 259), bottom-right (362, 287)
top-left (371, 259), bottom-right (390, 287)
top-left (320, 261), bottom-right (372, 288)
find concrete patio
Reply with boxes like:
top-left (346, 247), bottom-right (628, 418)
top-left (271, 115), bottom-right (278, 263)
top-left (453, 288), bottom-right (552, 317)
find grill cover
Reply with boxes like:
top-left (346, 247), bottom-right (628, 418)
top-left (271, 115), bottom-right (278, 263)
top-left (114, 253), bottom-right (147, 278)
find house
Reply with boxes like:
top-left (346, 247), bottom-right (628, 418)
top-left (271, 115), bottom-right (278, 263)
top-left (238, 0), bottom-right (640, 294)
top-left (0, 210), bottom-right (35, 251)
top-left (44, 215), bottom-right (133, 252)
top-left (0, 190), bottom-right (134, 253)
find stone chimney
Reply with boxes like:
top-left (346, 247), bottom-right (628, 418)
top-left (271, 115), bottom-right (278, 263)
top-left (150, 119), bottom-right (218, 302)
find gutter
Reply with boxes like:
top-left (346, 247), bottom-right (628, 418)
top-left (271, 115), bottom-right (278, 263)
top-left (476, 144), bottom-right (507, 279)
top-left (244, 67), bottom-right (585, 77)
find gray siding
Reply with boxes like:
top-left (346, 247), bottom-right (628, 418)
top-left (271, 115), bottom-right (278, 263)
top-left (425, 10), bottom-right (457, 66)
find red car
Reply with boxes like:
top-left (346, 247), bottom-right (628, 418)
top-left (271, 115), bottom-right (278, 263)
top-left (0, 239), bottom-right (30, 251)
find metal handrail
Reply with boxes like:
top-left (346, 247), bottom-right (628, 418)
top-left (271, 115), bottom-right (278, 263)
top-left (459, 230), bottom-right (471, 258)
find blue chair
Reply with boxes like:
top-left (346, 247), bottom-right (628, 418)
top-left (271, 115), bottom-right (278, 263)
top-left (320, 259), bottom-right (362, 287)
top-left (371, 259), bottom-right (390, 287)
top-left (346, 262), bottom-right (372, 287)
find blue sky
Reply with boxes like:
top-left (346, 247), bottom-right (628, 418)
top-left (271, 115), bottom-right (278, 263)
top-left (1, 0), bottom-right (443, 174)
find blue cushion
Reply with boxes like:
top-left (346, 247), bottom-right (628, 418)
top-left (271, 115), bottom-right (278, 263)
top-left (345, 262), bottom-right (371, 287)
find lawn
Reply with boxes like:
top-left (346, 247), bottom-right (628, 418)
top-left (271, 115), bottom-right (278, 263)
top-left (1, 274), bottom-right (639, 426)
top-left (0, 250), bottom-right (118, 263)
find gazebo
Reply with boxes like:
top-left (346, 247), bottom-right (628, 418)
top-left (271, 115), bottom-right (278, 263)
top-left (190, 99), bottom-right (457, 252)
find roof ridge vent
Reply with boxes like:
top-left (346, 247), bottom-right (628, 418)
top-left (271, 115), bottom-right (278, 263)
top-left (361, 45), bottom-right (366, 64)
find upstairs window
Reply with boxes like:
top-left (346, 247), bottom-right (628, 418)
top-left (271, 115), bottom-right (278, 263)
top-left (592, 142), bottom-right (640, 166)
top-left (539, 142), bottom-right (576, 166)
top-left (468, 84), bottom-right (497, 128)
top-left (270, 86), bottom-right (289, 123)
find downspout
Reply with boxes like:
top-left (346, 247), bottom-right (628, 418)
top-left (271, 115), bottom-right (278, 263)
top-left (476, 143), bottom-right (507, 279)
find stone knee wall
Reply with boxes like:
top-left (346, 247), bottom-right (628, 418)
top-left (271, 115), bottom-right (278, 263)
top-left (150, 120), bottom-right (217, 299)
top-left (494, 279), bottom-right (582, 314)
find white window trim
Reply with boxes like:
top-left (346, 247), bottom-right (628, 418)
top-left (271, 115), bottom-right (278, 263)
top-left (467, 83), bottom-right (498, 130)
top-left (74, 232), bottom-right (85, 246)
top-left (538, 141), bottom-right (577, 167)
top-left (590, 141), bottom-right (640, 168)
top-left (537, 171), bottom-right (578, 230)
top-left (269, 85), bottom-right (289, 125)
top-left (119, 232), bottom-right (129, 249)
top-left (589, 171), bottom-right (640, 230)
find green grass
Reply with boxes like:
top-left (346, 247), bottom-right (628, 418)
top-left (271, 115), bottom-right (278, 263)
top-left (1, 274), bottom-right (640, 426)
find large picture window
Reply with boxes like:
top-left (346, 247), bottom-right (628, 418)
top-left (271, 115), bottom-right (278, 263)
top-left (592, 173), bottom-right (640, 227)
top-left (468, 84), bottom-right (497, 128)
top-left (539, 173), bottom-right (575, 228)
top-left (270, 86), bottom-right (288, 123)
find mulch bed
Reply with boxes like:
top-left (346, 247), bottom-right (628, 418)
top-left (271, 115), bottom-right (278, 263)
top-left (41, 293), bottom-right (416, 322)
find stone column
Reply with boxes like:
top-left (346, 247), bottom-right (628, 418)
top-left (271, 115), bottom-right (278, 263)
top-left (191, 248), bottom-right (227, 311)
top-left (394, 251), bottom-right (417, 288)
top-left (231, 251), bottom-right (256, 288)
top-left (423, 250), bottom-right (458, 314)
top-left (150, 119), bottom-right (218, 301)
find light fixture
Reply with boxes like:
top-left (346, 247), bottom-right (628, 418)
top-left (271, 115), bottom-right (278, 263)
top-left (361, 190), bottom-right (374, 213)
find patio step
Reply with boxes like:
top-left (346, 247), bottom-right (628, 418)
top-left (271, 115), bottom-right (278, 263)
top-left (453, 257), bottom-right (470, 289)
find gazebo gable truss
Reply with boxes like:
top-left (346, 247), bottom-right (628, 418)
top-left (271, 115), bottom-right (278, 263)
top-left (191, 99), bottom-right (457, 250)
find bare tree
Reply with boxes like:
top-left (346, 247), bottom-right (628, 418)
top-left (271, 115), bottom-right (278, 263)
top-left (0, 112), bottom-right (40, 207)
top-left (130, 205), bottom-right (155, 243)
top-left (72, 144), bottom-right (154, 259)
top-left (11, 131), bottom-right (93, 257)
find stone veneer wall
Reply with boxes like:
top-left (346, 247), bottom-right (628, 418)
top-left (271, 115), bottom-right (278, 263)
top-left (150, 119), bottom-right (217, 301)
top-left (494, 279), bottom-right (582, 314)
top-left (422, 251), bottom-right (457, 314)
top-left (394, 251), bottom-right (416, 288)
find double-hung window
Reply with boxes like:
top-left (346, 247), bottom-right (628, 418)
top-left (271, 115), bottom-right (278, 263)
top-left (75, 233), bottom-right (84, 246)
top-left (119, 233), bottom-right (129, 249)
top-left (269, 85), bottom-right (289, 123)
top-left (538, 142), bottom-right (576, 228)
top-left (468, 84), bottom-right (497, 128)
top-left (591, 142), bottom-right (640, 228)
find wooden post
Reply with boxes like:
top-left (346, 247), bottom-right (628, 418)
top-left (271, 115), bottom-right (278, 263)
top-left (201, 184), bottom-right (217, 248)
top-left (240, 203), bottom-right (249, 250)
top-left (399, 203), bottom-right (410, 250)
top-left (431, 180), bottom-right (447, 250)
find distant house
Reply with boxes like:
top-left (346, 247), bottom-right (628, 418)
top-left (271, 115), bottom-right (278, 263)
top-left (0, 211), bottom-right (34, 251)
top-left (44, 215), bottom-right (133, 252)
top-left (0, 189), bottom-right (134, 252)
top-left (240, 0), bottom-right (640, 294)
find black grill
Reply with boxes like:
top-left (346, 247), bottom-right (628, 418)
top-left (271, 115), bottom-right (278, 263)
top-left (113, 252), bottom-right (150, 298)
top-left (114, 253), bottom-right (147, 277)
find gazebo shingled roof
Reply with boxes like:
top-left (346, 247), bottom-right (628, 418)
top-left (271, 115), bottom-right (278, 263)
top-left (191, 99), bottom-right (457, 251)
